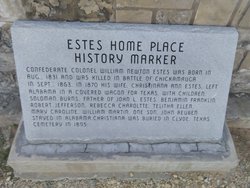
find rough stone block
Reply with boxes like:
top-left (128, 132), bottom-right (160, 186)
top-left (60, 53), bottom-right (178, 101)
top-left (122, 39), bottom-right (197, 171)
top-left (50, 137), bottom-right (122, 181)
top-left (0, 0), bottom-right (25, 21)
top-left (116, 9), bottom-right (152, 23)
top-left (86, 143), bottom-right (128, 153)
top-left (194, 0), bottom-right (238, 25)
top-left (238, 29), bottom-right (250, 46)
top-left (236, 95), bottom-right (250, 119)
top-left (56, 144), bottom-right (86, 153)
top-left (78, 0), bottom-right (113, 17)
top-left (180, 143), bottom-right (197, 152)
top-left (21, 0), bottom-right (113, 22)
top-left (231, 71), bottom-right (250, 93)
top-left (0, 115), bottom-right (21, 127)
top-left (49, 0), bottom-right (60, 7)
top-left (129, 143), bottom-right (152, 153)
top-left (0, 22), bottom-right (15, 71)
top-left (239, 7), bottom-right (250, 28)
top-left (246, 44), bottom-right (250, 51)
top-left (198, 143), bottom-right (226, 153)
top-left (116, 0), bottom-right (194, 9)
top-left (0, 70), bottom-right (17, 90)
top-left (240, 51), bottom-right (250, 70)
top-left (0, 22), bottom-right (12, 53)
top-left (233, 49), bottom-right (245, 72)
top-left (21, 144), bottom-right (59, 156)
top-left (226, 96), bottom-right (250, 128)
top-left (231, 0), bottom-right (249, 26)
top-left (0, 125), bottom-right (12, 149)
top-left (23, 0), bottom-right (71, 19)
top-left (0, 91), bottom-right (20, 116)
top-left (152, 143), bottom-right (181, 154)
top-left (0, 53), bottom-right (15, 71)
top-left (227, 119), bottom-right (250, 128)
top-left (0, 90), bottom-right (21, 127)
top-left (0, 66), bottom-right (20, 121)
top-left (226, 96), bottom-right (239, 120)
top-left (155, 10), bottom-right (192, 24)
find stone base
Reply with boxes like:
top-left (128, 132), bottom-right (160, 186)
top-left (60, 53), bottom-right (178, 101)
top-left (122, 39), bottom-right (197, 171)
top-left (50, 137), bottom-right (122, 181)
top-left (8, 120), bottom-right (238, 180)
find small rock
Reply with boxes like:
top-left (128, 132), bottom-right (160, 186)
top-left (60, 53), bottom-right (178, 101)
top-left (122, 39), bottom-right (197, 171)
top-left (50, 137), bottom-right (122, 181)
top-left (173, 179), bottom-right (179, 184)
top-left (49, 0), bottom-right (59, 7)
top-left (5, 176), bottom-right (11, 182)
top-left (204, 177), bottom-right (210, 183)
top-left (216, 179), bottom-right (221, 185)
top-left (198, 175), bottom-right (204, 181)
top-left (56, 182), bottom-right (63, 188)
top-left (129, 172), bottom-right (134, 178)
top-left (78, 0), bottom-right (99, 14)
top-left (108, 179), bottom-right (117, 185)
top-left (173, 174), bottom-right (178, 178)
top-left (164, 183), bottom-right (171, 188)
top-left (8, 181), bottom-right (13, 185)
top-left (32, 2), bottom-right (50, 17)
top-left (89, 179), bottom-right (96, 188)
top-left (229, 183), bottom-right (236, 188)
top-left (181, 177), bottom-right (187, 182)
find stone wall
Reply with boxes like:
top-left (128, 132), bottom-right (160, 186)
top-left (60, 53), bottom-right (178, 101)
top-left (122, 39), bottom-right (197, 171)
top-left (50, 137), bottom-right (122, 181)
top-left (0, 0), bottom-right (250, 126)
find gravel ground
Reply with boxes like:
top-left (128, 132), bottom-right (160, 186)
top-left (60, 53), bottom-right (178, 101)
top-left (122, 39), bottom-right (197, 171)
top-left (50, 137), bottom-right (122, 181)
top-left (0, 126), bottom-right (249, 188)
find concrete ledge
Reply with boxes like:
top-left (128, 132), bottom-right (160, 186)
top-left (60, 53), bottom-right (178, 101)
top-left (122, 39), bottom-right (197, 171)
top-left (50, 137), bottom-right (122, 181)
top-left (8, 120), bottom-right (238, 180)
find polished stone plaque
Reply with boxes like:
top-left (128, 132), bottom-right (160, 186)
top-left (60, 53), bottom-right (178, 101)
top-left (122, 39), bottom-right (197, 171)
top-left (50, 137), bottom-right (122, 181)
top-left (11, 21), bottom-right (238, 143)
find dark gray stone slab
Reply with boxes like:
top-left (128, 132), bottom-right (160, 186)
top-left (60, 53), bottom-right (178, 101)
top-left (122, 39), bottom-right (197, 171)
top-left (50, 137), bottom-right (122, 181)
top-left (11, 21), bottom-right (238, 143)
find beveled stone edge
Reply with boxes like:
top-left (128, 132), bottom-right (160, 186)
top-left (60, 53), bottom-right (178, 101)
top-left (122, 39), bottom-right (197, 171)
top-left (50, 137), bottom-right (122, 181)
top-left (14, 121), bottom-right (229, 157)
top-left (7, 119), bottom-right (238, 180)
